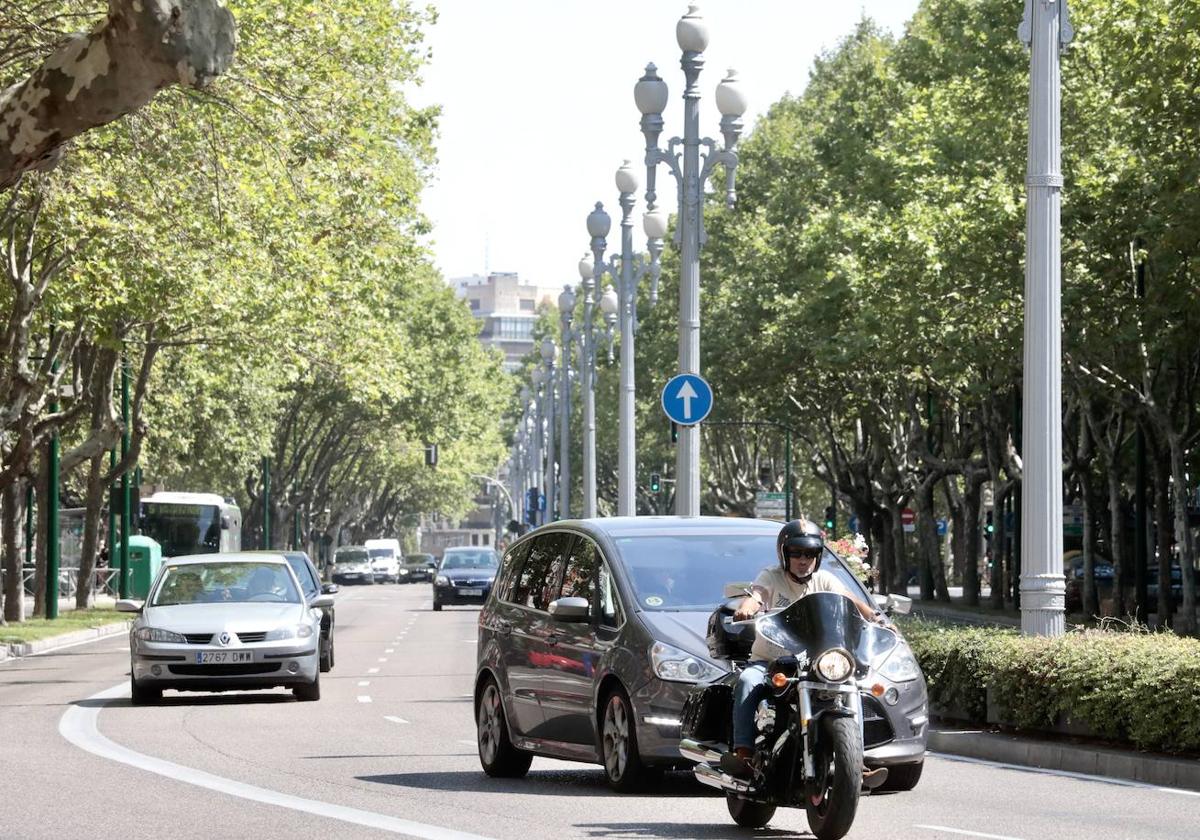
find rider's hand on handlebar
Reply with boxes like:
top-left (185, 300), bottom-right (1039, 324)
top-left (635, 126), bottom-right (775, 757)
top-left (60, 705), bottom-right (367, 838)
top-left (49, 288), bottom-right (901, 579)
top-left (733, 595), bottom-right (761, 621)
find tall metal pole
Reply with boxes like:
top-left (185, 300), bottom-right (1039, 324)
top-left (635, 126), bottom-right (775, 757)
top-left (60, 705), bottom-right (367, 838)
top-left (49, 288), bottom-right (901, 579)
top-left (1018, 0), bottom-right (1072, 637)
top-left (46, 358), bottom-right (60, 619)
top-left (119, 355), bottom-right (131, 599)
top-left (785, 429), bottom-right (793, 522)
top-left (541, 340), bottom-right (557, 522)
top-left (530, 389), bottom-right (542, 526)
top-left (107, 447), bottom-right (117, 587)
top-left (262, 456), bottom-right (271, 549)
top-left (558, 292), bottom-right (574, 519)
top-left (582, 235), bottom-right (601, 518)
top-left (1133, 239), bottom-right (1149, 623)
top-left (617, 186), bottom-right (637, 516)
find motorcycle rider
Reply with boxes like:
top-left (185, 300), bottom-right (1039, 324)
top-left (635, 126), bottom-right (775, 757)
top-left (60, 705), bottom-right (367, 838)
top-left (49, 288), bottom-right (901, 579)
top-left (720, 517), bottom-right (888, 788)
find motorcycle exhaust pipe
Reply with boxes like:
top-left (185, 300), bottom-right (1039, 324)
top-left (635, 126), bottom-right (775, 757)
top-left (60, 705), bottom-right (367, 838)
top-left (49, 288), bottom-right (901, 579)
top-left (693, 763), bottom-right (753, 794)
top-left (678, 738), bottom-right (724, 765)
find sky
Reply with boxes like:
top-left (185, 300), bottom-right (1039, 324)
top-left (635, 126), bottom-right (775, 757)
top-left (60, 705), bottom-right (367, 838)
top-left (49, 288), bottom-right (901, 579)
top-left (409, 1), bottom-right (924, 291)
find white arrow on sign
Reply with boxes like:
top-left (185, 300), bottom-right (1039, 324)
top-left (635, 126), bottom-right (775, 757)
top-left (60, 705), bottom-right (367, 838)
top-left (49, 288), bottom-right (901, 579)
top-left (676, 380), bottom-right (698, 421)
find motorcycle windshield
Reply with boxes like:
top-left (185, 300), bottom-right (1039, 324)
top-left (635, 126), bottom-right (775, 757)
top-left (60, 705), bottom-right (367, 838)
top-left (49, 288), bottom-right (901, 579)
top-left (755, 591), bottom-right (897, 669)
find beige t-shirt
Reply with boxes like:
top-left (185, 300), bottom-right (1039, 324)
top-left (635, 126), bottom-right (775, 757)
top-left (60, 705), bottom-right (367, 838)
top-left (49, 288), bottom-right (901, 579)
top-left (749, 566), bottom-right (841, 661)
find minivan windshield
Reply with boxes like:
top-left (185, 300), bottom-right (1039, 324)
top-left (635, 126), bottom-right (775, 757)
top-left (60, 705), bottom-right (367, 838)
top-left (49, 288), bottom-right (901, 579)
top-left (334, 549), bottom-right (369, 564)
top-left (614, 534), bottom-right (866, 612)
top-left (368, 548), bottom-right (395, 559)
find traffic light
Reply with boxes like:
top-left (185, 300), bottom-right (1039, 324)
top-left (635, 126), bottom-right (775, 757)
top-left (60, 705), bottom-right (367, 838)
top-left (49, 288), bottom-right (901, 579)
top-left (670, 421), bottom-right (679, 444)
top-left (823, 505), bottom-right (836, 533)
top-left (984, 510), bottom-right (995, 539)
top-left (650, 472), bottom-right (661, 493)
top-left (424, 443), bottom-right (438, 468)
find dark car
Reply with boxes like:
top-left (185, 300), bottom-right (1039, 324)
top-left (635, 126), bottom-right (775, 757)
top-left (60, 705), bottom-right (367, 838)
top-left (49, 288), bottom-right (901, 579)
top-left (257, 550), bottom-right (339, 673)
top-left (1063, 554), bottom-right (1115, 614)
top-left (1147, 563), bottom-right (1184, 610)
top-left (473, 517), bottom-right (928, 791)
top-left (400, 552), bottom-right (437, 583)
top-left (433, 547), bottom-right (500, 611)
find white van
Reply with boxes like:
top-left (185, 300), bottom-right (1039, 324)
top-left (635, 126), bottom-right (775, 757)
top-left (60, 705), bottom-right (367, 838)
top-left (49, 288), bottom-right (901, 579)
top-left (364, 538), bottom-right (402, 583)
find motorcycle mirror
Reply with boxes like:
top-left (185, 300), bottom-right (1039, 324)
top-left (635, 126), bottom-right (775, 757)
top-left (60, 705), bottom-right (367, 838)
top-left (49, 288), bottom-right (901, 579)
top-left (886, 594), bottom-right (913, 615)
top-left (723, 582), bottom-right (754, 599)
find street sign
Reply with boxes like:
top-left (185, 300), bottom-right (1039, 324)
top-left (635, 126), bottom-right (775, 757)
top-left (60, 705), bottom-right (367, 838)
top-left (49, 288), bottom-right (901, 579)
top-left (936, 518), bottom-right (947, 537)
top-left (660, 373), bottom-right (714, 426)
top-left (901, 508), bottom-right (916, 533)
top-left (755, 491), bottom-right (786, 520)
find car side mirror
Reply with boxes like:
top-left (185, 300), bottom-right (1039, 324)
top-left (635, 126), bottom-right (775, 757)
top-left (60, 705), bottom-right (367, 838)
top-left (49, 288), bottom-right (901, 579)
top-left (115, 599), bottom-right (143, 613)
top-left (320, 583), bottom-right (339, 595)
top-left (548, 596), bottom-right (591, 622)
top-left (311, 594), bottom-right (335, 609)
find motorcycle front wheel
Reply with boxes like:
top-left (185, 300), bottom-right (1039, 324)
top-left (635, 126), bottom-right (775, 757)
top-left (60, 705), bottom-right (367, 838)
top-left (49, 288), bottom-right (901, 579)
top-left (726, 793), bottom-right (776, 828)
top-left (804, 715), bottom-right (862, 840)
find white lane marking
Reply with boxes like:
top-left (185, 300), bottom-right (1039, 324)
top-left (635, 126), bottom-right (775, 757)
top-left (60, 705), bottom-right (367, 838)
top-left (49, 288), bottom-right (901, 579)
top-left (929, 751), bottom-right (1200, 798)
top-left (357, 696), bottom-right (372, 704)
top-left (384, 716), bottom-right (409, 725)
top-left (357, 681), bottom-right (370, 687)
top-left (377, 658), bottom-right (388, 663)
top-left (60, 684), bottom-right (496, 840)
top-left (385, 648), bottom-right (394, 654)
top-left (915, 827), bottom-right (1025, 840)
top-left (457, 740), bottom-right (476, 747)
top-left (368, 668), bottom-right (380, 674)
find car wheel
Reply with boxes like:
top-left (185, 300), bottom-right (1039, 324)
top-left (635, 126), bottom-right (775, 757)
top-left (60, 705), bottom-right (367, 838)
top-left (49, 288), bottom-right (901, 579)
top-left (319, 636), bottom-right (333, 673)
top-left (601, 688), bottom-right (653, 792)
top-left (477, 678), bottom-right (532, 777)
top-left (294, 671), bottom-right (321, 702)
top-left (877, 759), bottom-right (923, 792)
top-left (130, 675), bottom-right (161, 706)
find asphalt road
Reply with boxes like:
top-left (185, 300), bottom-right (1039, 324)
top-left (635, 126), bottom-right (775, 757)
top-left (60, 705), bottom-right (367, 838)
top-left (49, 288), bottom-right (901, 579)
top-left (2, 584), bottom-right (1197, 840)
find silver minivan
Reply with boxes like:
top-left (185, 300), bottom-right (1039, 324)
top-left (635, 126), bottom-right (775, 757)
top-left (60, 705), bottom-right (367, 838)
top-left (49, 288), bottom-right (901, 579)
top-left (474, 516), bottom-right (927, 791)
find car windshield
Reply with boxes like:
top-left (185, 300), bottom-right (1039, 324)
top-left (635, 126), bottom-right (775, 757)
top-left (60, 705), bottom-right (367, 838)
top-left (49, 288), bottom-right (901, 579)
top-left (441, 550), bottom-right (498, 570)
top-left (615, 534), bottom-right (866, 612)
top-left (407, 554), bottom-right (434, 564)
top-left (335, 549), bottom-right (369, 564)
top-left (368, 549), bottom-right (394, 559)
top-left (151, 562), bottom-right (301, 606)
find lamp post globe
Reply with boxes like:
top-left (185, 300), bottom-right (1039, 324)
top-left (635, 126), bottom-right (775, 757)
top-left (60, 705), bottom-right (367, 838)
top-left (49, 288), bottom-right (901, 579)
top-left (577, 253), bottom-right (594, 281)
top-left (599, 285), bottom-right (619, 317)
top-left (676, 3), bottom-right (709, 53)
top-left (559, 284), bottom-right (577, 317)
top-left (716, 68), bottom-right (747, 117)
top-left (541, 337), bottom-right (556, 364)
top-left (643, 204), bottom-right (669, 240)
top-left (615, 160), bottom-right (640, 196)
top-left (634, 63), bottom-right (669, 117)
top-left (586, 202), bottom-right (611, 240)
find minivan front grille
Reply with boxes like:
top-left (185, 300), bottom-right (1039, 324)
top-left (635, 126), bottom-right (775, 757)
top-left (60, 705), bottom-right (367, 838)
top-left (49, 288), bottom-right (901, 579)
top-left (861, 695), bottom-right (895, 749)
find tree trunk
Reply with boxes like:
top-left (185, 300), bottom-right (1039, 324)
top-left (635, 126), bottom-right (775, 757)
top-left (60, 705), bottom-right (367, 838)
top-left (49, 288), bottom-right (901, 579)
top-left (887, 503), bottom-right (908, 595)
top-left (1105, 465), bottom-right (1127, 616)
top-left (75, 451), bottom-right (107, 609)
top-left (1079, 466), bottom-right (1100, 618)
top-left (1, 479), bottom-right (25, 623)
top-left (944, 476), bottom-right (966, 588)
top-left (33, 455), bottom-right (48, 617)
top-left (963, 474), bottom-right (984, 607)
top-left (990, 485), bottom-right (1008, 610)
top-left (1152, 452), bottom-right (1173, 627)
top-left (1167, 432), bottom-right (1197, 632)
top-left (870, 509), bottom-right (891, 597)
top-left (0, 0), bottom-right (237, 190)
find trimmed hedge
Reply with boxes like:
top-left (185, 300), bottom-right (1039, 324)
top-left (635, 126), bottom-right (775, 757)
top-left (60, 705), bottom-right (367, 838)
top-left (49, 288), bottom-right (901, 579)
top-left (899, 618), bottom-right (1200, 754)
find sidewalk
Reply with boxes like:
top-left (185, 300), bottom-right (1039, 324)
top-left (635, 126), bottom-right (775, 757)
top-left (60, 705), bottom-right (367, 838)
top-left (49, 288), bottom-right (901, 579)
top-left (0, 593), bottom-right (124, 663)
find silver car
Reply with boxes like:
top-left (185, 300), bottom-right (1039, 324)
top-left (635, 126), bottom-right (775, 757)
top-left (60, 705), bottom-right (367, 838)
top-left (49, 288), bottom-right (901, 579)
top-left (475, 517), bottom-right (927, 791)
top-left (118, 552), bottom-right (331, 704)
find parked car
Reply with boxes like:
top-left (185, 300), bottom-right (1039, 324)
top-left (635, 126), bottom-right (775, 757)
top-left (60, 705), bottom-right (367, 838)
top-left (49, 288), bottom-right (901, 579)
top-left (433, 547), bottom-right (500, 610)
top-left (118, 552), bottom-right (330, 703)
top-left (400, 552), bottom-right (437, 583)
top-left (269, 550), bottom-right (338, 673)
top-left (474, 517), bottom-right (928, 791)
top-left (1147, 563), bottom-right (1184, 610)
top-left (331, 546), bottom-right (375, 585)
top-left (1063, 552), bottom-right (1115, 614)
top-left (365, 538), bottom-right (403, 583)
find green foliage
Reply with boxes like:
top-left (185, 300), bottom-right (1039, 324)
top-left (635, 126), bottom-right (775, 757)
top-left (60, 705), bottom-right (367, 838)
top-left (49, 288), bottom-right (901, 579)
top-left (902, 618), bottom-right (1200, 753)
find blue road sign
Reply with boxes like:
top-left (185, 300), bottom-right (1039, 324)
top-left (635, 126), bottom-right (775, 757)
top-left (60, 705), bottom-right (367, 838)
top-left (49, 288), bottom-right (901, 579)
top-left (661, 373), bottom-right (714, 426)
top-left (936, 518), bottom-right (947, 537)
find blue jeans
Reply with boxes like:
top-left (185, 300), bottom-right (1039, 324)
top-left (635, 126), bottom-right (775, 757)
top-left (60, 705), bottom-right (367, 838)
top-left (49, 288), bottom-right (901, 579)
top-left (733, 661), bottom-right (769, 750)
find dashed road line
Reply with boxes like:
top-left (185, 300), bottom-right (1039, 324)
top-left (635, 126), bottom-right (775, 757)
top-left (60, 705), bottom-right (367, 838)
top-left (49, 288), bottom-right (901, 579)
top-left (384, 716), bottom-right (409, 725)
top-left (914, 827), bottom-right (1025, 840)
top-left (357, 696), bottom-right (372, 704)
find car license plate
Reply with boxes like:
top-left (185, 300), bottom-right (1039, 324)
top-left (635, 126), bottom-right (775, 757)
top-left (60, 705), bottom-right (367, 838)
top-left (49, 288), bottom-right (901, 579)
top-left (460, 588), bottom-right (483, 596)
top-left (196, 651), bottom-right (253, 664)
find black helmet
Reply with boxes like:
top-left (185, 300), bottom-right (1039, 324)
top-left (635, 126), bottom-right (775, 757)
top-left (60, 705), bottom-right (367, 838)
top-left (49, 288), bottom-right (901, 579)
top-left (777, 518), bottom-right (824, 582)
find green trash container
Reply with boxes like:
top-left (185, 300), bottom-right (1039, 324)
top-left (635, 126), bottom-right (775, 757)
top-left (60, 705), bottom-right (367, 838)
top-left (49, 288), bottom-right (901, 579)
top-left (126, 536), bottom-right (163, 599)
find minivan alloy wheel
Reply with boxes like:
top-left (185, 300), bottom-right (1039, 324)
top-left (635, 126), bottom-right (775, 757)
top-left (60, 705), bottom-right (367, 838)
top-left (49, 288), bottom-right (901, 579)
top-left (479, 684), bottom-right (503, 766)
top-left (602, 694), bottom-right (630, 780)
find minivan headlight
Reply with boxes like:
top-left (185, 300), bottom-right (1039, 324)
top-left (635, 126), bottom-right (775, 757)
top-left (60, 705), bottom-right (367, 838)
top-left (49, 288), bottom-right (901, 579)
top-left (876, 643), bottom-right (921, 682)
top-left (134, 627), bottom-right (186, 643)
top-left (650, 642), bottom-right (724, 683)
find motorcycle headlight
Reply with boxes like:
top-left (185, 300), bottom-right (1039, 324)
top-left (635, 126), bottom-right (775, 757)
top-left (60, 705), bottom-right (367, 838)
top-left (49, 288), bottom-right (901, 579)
top-left (815, 649), bottom-right (854, 683)
top-left (435, 575), bottom-right (449, 587)
top-left (650, 642), bottom-right (725, 683)
top-left (876, 643), bottom-right (921, 683)
top-left (134, 627), bottom-right (186, 643)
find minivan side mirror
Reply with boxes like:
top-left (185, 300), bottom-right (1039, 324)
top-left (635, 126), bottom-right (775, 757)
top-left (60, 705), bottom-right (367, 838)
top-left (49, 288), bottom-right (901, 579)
top-left (548, 596), bottom-right (591, 622)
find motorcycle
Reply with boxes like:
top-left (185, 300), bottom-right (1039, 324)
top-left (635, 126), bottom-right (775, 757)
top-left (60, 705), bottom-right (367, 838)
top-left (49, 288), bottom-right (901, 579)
top-left (679, 590), bottom-right (901, 839)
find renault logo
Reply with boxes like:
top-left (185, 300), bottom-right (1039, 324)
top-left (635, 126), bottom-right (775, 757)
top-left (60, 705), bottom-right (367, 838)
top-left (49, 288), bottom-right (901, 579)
top-left (218, 632), bottom-right (231, 647)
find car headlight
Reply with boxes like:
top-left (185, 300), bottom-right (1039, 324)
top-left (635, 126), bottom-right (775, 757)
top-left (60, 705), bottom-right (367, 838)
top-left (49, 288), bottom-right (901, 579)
top-left (435, 575), bottom-right (449, 586)
top-left (399, 568), bottom-right (409, 575)
top-left (650, 641), bottom-right (725, 684)
top-left (265, 624), bottom-right (315, 641)
top-left (134, 627), bottom-right (186, 643)
top-left (815, 649), bottom-right (854, 683)
top-left (876, 643), bottom-right (921, 682)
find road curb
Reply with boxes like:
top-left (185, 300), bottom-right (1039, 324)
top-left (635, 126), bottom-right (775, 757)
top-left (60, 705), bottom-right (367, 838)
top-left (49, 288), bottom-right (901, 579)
top-left (2, 621), bottom-right (129, 661)
top-left (929, 723), bottom-right (1200, 792)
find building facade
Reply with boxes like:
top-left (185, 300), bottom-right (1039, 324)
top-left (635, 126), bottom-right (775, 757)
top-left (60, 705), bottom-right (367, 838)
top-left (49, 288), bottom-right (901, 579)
top-left (452, 272), bottom-right (560, 372)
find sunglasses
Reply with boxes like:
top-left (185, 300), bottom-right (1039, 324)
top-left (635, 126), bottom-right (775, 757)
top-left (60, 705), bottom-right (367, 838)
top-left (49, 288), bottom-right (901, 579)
top-left (785, 549), bottom-right (821, 560)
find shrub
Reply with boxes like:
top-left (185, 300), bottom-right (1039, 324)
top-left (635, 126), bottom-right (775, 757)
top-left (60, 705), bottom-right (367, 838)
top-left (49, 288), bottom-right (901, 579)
top-left (898, 618), bottom-right (1200, 753)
